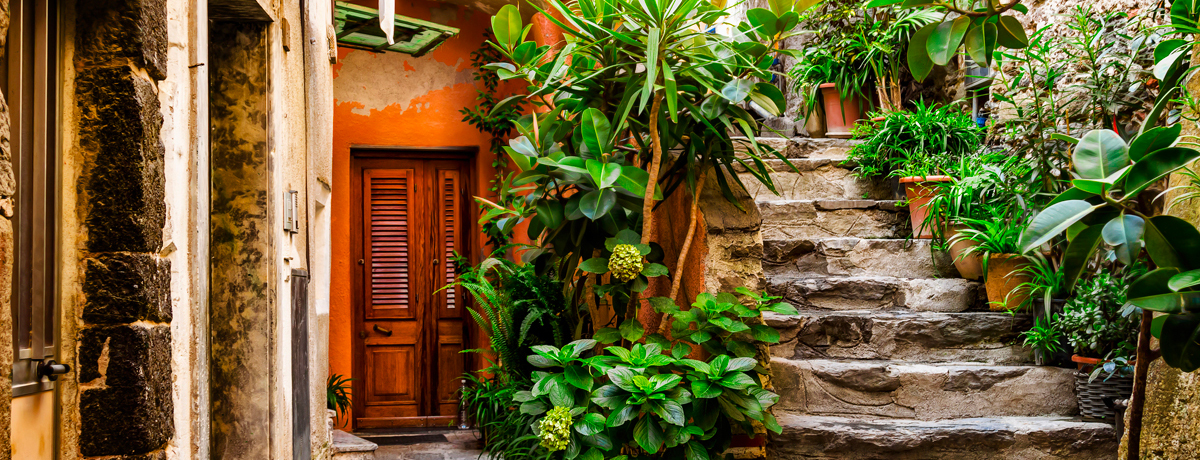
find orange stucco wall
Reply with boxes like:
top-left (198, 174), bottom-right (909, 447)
top-left (330, 0), bottom-right (560, 427)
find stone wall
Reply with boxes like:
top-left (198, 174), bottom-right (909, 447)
top-left (71, 0), bottom-right (174, 458)
top-left (0, 0), bottom-right (11, 458)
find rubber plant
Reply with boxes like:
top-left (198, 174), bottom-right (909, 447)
top-left (1017, 4), bottom-right (1200, 455)
top-left (864, 0), bottom-right (1033, 82)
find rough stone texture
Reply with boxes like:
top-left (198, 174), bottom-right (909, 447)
top-left (733, 136), bottom-right (857, 160)
top-left (82, 253), bottom-right (171, 324)
top-left (78, 325), bottom-right (173, 456)
top-left (771, 358), bottom-right (1079, 420)
top-left (759, 200), bottom-right (909, 240)
top-left (0, 2), bottom-right (11, 454)
top-left (75, 0), bottom-right (168, 80)
top-left (764, 237), bottom-right (957, 279)
top-left (73, 0), bottom-right (172, 456)
top-left (770, 413), bottom-right (1119, 460)
top-left (767, 311), bottom-right (1032, 364)
top-left (372, 430), bottom-right (492, 460)
top-left (768, 276), bottom-right (982, 312)
top-left (76, 66), bottom-right (166, 254)
top-left (0, 209), bottom-right (10, 460)
top-left (208, 21), bottom-right (273, 460)
top-left (760, 117), bottom-right (797, 138)
top-left (738, 159), bottom-right (895, 201)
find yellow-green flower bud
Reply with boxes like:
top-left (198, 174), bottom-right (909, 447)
top-left (608, 244), bottom-right (644, 282)
top-left (538, 406), bottom-right (573, 452)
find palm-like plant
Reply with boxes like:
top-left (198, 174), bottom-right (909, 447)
top-left (326, 374), bottom-right (354, 427)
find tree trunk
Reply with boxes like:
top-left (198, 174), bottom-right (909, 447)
top-left (1125, 309), bottom-right (1153, 460)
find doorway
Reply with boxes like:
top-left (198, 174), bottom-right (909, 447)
top-left (351, 150), bottom-right (472, 429)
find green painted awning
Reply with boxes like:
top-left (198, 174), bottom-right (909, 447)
top-left (334, 1), bottom-right (460, 57)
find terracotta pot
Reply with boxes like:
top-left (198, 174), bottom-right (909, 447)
top-left (803, 103), bottom-right (827, 138)
top-left (899, 176), bottom-right (952, 239)
top-left (986, 254), bottom-right (1031, 311)
top-left (947, 224), bottom-right (983, 281)
top-left (1072, 355), bottom-right (1103, 371)
top-left (819, 83), bottom-right (867, 138)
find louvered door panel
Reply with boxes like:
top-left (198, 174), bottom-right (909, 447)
top-left (364, 169), bottom-right (416, 320)
top-left (437, 169), bottom-right (461, 318)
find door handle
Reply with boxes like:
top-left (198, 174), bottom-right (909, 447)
top-left (374, 325), bottom-right (393, 336)
top-left (36, 359), bottom-right (70, 382)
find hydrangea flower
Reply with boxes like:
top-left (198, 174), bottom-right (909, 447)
top-left (608, 244), bottom-right (644, 282)
top-left (538, 406), bottom-right (573, 451)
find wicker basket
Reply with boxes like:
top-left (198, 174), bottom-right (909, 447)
top-left (1075, 372), bottom-right (1133, 422)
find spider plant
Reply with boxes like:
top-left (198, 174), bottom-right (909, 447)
top-left (327, 374), bottom-right (354, 428)
top-left (1013, 252), bottom-right (1065, 317)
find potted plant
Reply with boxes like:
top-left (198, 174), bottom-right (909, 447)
top-left (1053, 273), bottom-right (1139, 422)
top-left (924, 153), bottom-right (1038, 280)
top-left (954, 208), bottom-right (1030, 311)
top-left (1021, 317), bottom-right (1065, 366)
top-left (789, 47), bottom-right (869, 138)
top-left (327, 374), bottom-right (354, 429)
top-left (846, 101), bottom-right (983, 238)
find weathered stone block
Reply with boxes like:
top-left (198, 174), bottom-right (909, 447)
top-left (78, 325), bottom-right (172, 456)
top-left (771, 358), bottom-right (1079, 419)
top-left (76, 66), bottom-right (165, 253)
top-left (82, 253), bottom-right (171, 324)
top-left (75, 0), bottom-right (168, 80)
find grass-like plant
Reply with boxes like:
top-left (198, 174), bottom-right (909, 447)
top-left (845, 100), bottom-right (983, 179)
top-left (326, 374), bottom-right (354, 428)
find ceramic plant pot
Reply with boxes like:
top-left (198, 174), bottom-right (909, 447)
top-left (819, 83), bottom-right (867, 138)
top-left (986, 254), bottom-right (1032, 311)
top-left (947, 224), bottom-right (983, 280)
top-left (900, 176), bottom-right (952, 239)
top-left (803, 103), bottom-right (827, 138)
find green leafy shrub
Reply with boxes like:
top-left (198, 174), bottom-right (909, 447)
top-left (1054, 273), bottom-right (1140, 361)
top-left (845, 101), bottom-right (983, 179)
top-left (515, 290), bottom-right (795, 459)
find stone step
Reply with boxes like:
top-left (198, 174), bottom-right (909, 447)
top-left (734, 136), bottom-right (858, 160)
top-left (759, 200), bottom-right (911, 240)
top-left (764, 237), bottom-right (957, 279)
top-left (769, 413), bottom-right (1118, 460)
top-left (766, 311), bottom-right (1032, 364)
top-left (770, 358), bottom-right (1080, 420)
top-left (767, 275), bottom-right (983, 312)
top-left (738, 159), bottom-right (896, 201)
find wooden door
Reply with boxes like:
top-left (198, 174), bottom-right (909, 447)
top-left (352, 155), bottom-right (470, 429)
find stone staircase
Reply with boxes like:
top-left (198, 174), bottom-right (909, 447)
top-left (737, 137), bottom-right (1119, 459)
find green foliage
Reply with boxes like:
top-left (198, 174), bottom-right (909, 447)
top-left (862, 0), bottom-right (1031, 81)
top-left (461, 366), bottom-right (542, 458)
top-left (480, 0), bottom-right (801, 329)
top-left (845, 101), bottom-right (983, 179)
top-left (461, 28), bottom-right (525, 250)
top-left (454, 258), bottom-right (574, 377)
top-left (922, 152), bottom-right (1040, 246)
top-left (1021, 316), bottom-right (1064, 355)
top-left (1013, 11), bottom-right (1200, 370)
top-left (1054, 273), bottom-right (1140, 360)
top-left (787, 2), bottom-right (937, 114)
top-left (515, 328), bottom-right (781, 458)
top-left (326, 374), bottom-right (354, 427)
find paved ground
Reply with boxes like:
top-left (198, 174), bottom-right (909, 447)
top-left (373, 430), bottom-right (490, 460)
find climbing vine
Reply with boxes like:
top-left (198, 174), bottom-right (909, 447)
top-left (461, 28), bottom-right (524, 250)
